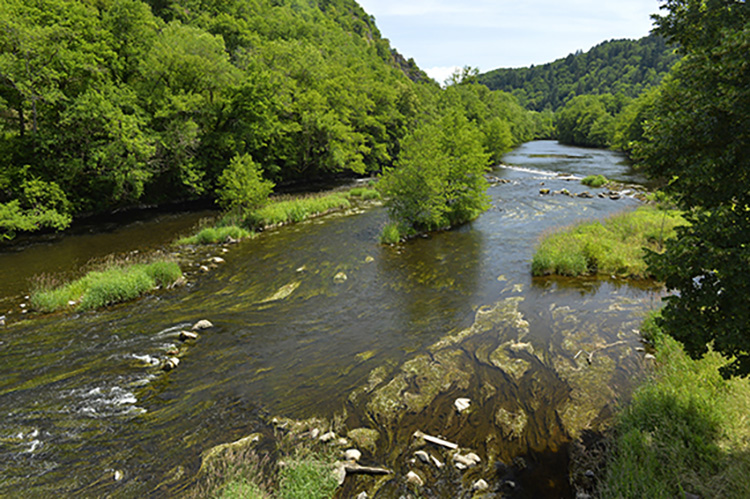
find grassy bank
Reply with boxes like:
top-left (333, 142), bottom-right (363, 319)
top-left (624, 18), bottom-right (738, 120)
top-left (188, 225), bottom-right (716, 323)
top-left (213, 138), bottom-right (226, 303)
top-left (31, 259), bottom-right (182, 312)
top-left (532, 205), bottom-right (686, 278)
top-left (600, 314), bottom-right (750, 498)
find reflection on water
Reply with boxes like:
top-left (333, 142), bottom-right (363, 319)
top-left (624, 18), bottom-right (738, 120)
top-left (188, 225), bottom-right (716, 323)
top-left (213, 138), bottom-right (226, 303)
top-left (0, 142), bottom-right (660, 497)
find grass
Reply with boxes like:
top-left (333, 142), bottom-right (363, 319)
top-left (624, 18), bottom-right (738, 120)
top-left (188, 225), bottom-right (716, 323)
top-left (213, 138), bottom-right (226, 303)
top-left (531, 205), bottom-right (687, 278)
top-left (30, 259), bottom-right (182, 312)
top-left (581, 174), bottom-right (609, 188)
top-left (244, 193), bottom-right (351, 228)
top-left (345, 186), bottom-right (381, 200)
top-left (278, 454), bottom-right (339, 499)
top-left (600, 313), bottom-right (750, 498)
top-left (176, 225), bottom-right (252, 245)
top-left (380, 222), bottom-right (402, 244)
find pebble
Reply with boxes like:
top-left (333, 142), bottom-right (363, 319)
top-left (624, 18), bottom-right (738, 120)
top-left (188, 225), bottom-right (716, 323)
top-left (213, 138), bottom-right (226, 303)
top-left (356, 492), bottom-right (368, 499)
top-left (210, 257), bottom-right (225, 264)
top-left (310, 428), bottom-right (320, 440)
top-left (192, 319), bottom-right (213, 330)
top-left (162, 357), bottom-right (180, 371)
top-left (454, 397), bottom-right (471, 413)
top-left (415, 450), bottom-right (430, 464)
top-left (405, 471), bottom-right (424, 487)
top-left (473, 479), bottom-right (489, 491)
top-left (344, 449), bottom-right (362, 462)
top-left (319, 431), bottom-right (337, 443)
top-left (179, 330), bottom-right (198, 341)
top-left (113, 470), bottom-right (124, 481)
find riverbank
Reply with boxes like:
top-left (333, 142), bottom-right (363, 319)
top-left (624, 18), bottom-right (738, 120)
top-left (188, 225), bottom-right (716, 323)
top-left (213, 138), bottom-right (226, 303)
top-left (597, 315), bottom-right (750, 498)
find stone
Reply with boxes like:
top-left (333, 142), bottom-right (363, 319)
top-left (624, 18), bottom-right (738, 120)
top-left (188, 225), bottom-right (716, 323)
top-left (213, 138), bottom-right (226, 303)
top-left (540, 188), bottom-right (551, 195)
top-left (113, 470), bottom-right (124, 481)
top-left (319, 431), bottom-right (337, 443)
top-left (210, 257), bottom-right (225, 264)
top-left (405, 471), bottom-right (424, 487)
top-left (431, 455), bottom-right (444, 468)
top-left (356, 492), bottom-right (368, 499)
top-left (644, 353), bottom-right (656, 361)
top-left (179, 330), bottom-right (198, 341)
top-left (309, 428), bottom-right (320, 440)
top-left (454, 397), bottom-right (471, 413)
top-left (577, 191), bottom-right (594, 198)
top-left (332, 462), bottom-right (346, 486)
top-left (473, 479), bottom-right (489, 491)
top-left (199, 265), bottom-right (210, 273)
top-left (344, 449), bottom-right (362, 462)
top-left (192, 319), bottom-right (213, 330)
top-left (414, 450), bottom-right (430, 464)
top-left (162, 357), bottom-right (180, 371)
top-left (453, 452), bottom-right (481, 469)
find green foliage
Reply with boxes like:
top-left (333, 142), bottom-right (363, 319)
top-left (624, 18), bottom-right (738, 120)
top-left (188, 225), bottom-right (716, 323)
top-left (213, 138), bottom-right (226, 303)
top-left (377, 110), bottom-right (491, 235)
top-left (532, 206), bottom-right (686, 278)
top-left (177, 225), bottom-right (252, 245)
top-left (635, 0), bottom-right (750, 377)
top-left (601, 323), bottom-right (750, 498)
top-left (581, 175), bottom-right (608, 188)
top-left (31, 260), bottom-right (182, 312)
top-left (345, 187), bottom-right (381, 200)
top-left (555, 95), bottom-right (616, 147)
top-left (278, 455), bottom-right (338, 499)
top-left (478, 34), bottom-right (680, 111)
top-left (217, 154), bottom-right (274, 210)
top-left (220, 479), bottom-right (268, 499)
top-left (379, 222), bottom-right (402, 244)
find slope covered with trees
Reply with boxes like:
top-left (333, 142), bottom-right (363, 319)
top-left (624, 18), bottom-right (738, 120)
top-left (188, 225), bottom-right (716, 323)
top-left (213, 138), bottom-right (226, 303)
top-left (478, 34), bottom-right (679, 112)
top-left (0, 0), bottom-right (535, 240)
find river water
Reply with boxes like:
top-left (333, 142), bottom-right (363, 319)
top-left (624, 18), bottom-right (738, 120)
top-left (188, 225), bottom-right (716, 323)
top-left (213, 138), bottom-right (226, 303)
top-left (0, 141), bottom-right (659, 497)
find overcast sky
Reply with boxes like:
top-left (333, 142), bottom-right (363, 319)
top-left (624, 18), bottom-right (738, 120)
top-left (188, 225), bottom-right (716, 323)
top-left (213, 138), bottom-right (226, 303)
top-left (356, 0), bottom-right (662, 84)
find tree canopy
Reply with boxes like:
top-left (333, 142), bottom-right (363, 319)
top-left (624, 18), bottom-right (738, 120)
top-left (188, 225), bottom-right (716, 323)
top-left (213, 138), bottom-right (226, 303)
top-left (637, 0), bottom-right (750, 377)
top-left (0, 0), bottom-right (535, 240)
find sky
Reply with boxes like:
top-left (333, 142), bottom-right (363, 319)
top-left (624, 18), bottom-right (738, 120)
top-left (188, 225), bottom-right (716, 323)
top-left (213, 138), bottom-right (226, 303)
top-left (356, 0), bottom-right (662, 84)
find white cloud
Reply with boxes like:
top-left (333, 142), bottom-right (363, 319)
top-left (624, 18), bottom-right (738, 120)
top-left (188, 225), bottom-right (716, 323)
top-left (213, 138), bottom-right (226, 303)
top-left (424, 65), bottom-right (461, 85)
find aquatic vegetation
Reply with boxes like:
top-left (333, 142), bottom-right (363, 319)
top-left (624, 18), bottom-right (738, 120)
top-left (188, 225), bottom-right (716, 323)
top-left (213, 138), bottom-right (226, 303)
top-left (601, 318), bottom-right (750, 498)
top-left (30, 260), bottom-right (182, 312)
top-left (345, 187), bottom-right (381, 200)
top-left (532, 205), bottom-right (687, 278)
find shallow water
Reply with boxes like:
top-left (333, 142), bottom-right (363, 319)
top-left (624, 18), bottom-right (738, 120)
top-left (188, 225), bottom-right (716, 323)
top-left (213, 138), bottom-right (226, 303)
top-left (0, 141), bottom-right (660, 497)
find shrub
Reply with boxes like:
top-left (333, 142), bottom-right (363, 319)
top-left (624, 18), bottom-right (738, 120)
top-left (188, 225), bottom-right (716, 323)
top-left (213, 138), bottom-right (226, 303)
top-left (217, 154), bottom-right (274, 210)
top-left (380, 222), bottom-right (402, 244)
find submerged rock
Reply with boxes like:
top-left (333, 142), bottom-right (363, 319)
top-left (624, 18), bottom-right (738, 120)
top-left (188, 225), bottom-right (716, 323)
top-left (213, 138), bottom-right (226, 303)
top-left (347, 428), bottom-right (379, 454)
top-left (473, 478), bottom-right (489, 491)
top-left (262, 282), bottom-right (301, 303)
top-left (333, 272), bottom-right (348, 283)
top-left (495, 408), bottom-right (528, 439)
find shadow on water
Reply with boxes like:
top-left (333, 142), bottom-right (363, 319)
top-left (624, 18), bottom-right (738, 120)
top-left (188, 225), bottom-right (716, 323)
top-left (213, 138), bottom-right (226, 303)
top-left (0, 142), bottom-right (662, 497)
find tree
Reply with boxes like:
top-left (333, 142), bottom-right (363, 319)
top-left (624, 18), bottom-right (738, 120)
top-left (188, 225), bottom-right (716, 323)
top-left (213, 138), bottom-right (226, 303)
top-left (639, 0), bottom-right (750, 377)
top-left (378, 110), bottom-right (490, 237)
top-left (216, 153), bottom-right (274, 211)
top-left (555, 95), bottom-right (614, 147)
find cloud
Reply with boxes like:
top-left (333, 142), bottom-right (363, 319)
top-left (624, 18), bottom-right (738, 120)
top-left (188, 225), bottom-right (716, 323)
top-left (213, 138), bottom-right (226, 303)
top-left (424, 65), bottom-right (461, 85)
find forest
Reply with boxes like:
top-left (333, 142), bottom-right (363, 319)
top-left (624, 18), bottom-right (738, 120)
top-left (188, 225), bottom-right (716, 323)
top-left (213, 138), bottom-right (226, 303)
top-left (0, 0), bottom-right (537, 240)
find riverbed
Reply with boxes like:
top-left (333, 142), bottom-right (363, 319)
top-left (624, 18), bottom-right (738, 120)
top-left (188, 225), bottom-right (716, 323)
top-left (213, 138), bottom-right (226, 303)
top-left (0, 141), bottom-right (659, 497)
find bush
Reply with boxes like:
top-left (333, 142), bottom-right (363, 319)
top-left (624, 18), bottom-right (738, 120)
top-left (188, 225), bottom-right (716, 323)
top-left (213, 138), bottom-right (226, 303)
top-left (601, 324), bottom-right (750, 498)
top-left (217, 154), bottom-right (274, 210)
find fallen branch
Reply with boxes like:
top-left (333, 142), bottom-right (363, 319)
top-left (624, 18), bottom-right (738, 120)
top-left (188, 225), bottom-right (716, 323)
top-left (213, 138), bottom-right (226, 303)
top-left (343, 463), bottom-right (392, 475)
top-left (413, 430), bottom-right (458, 450)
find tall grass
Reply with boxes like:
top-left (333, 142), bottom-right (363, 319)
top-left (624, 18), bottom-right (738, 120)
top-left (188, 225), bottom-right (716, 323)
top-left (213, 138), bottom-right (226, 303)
top-left (600, 315), bottom-right (750, 498)
top-left (176, 225), bottom-right (252, 245)
top-left (245, 193), bottom-right (351, 228)
top-left (31, 260), bottom-right (182, 312)
top-left (279, 454), bottom-right (339, 499)
top-left (532, 206), bottom-right (686, 278)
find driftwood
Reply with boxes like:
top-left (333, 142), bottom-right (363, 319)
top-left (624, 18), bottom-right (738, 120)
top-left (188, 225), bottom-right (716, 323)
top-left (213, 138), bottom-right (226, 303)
top-left (343, 463), bottom-right (392, 475)
top-left (413, 430), bottom-right (458, 450)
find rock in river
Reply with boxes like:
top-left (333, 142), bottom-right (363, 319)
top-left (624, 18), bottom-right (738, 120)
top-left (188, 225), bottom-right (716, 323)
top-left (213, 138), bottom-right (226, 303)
top-left (192, 319), bottom-right (213, 331)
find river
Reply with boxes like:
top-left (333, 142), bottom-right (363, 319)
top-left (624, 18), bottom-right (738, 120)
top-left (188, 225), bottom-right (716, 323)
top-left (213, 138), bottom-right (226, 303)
top-left (0, 141), bottom-right (659, 497)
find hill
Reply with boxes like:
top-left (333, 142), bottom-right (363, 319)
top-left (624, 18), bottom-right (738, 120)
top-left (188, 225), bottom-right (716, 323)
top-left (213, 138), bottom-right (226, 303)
top-left (478, 34), bottom-right (680, 111)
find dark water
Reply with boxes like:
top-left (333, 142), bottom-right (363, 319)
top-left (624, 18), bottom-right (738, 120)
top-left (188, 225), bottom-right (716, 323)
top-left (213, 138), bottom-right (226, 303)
top-left (0, 141), bottom-right (659, 497)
